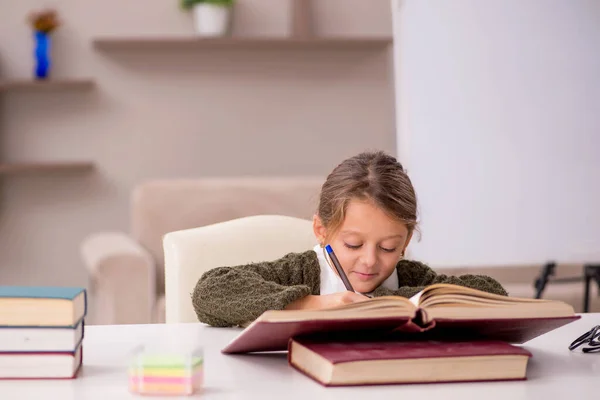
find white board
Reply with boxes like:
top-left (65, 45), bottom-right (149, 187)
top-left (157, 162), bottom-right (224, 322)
top-left (393, 0), bottom-right (600, 267)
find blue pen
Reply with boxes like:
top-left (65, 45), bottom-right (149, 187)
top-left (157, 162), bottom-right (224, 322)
top-left (325, 245), bottom-right (355, 292)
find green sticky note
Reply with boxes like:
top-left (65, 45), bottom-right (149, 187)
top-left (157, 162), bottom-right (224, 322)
top-left (132, 354), bottom-right (203, 369)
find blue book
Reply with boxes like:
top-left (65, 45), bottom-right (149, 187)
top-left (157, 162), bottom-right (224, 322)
top-left (0, 286), bottom-right (87, 327)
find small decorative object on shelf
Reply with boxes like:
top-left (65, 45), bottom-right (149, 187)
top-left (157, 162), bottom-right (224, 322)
top-left (27, 8), bottom-right (60, 80)
top-left (180, 0), bottom-right (234, 37)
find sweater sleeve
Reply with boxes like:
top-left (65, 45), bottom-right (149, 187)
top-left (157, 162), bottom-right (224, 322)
top-left (371, 260), bottom-right (508, 299)
top-left (191, 251), bottom-right (320, 327)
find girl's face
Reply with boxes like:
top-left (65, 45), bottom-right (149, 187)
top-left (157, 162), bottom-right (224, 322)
top-left (313, 199), bottom-right (412, 294)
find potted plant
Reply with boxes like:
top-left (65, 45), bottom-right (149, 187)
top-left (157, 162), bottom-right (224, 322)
top-left (26, 8), bottom-right (60, 79)
top-left (180, 0), bottom-right (234, 37)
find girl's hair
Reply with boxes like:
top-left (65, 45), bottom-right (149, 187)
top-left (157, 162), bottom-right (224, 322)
top-left (317, 151), bottom-right (418, 240)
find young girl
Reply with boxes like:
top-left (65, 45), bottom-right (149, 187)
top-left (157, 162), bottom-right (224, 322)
top-left (192, 151), bottom-right (507, 327)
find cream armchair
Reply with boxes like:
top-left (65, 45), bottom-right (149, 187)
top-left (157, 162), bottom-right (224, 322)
top-left (80, 178), bottom-right (323, 325)
top-left (163, 215), bottom-right (315, 324)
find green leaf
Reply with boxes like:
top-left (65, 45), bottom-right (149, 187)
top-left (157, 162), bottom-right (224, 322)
top-left (203, 0), bottom-right (234, 5)
top-left (180, 0), bottom-right (234, 9)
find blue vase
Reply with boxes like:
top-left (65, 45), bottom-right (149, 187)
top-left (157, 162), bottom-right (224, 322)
top-left (34, 31), bottom-right (51, 80)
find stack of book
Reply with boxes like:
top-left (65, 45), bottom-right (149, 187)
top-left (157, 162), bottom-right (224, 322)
top-left (221, 283), bottom-right (579, 386)
top-left (0, 286), bottom-right (86, 379)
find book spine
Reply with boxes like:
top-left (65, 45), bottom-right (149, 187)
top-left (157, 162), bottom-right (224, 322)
top-left (286, 338), bottom-right (293, 365)
top-left (393, 309), bottom-right (436, 333)
top-left (83, 289), bottom-right (88, 319)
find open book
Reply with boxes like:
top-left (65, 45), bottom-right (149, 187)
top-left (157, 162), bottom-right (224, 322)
top-left (222, 283), bottom-right (579, 354)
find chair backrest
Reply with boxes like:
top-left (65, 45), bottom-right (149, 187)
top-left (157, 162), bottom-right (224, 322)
top-left (163, 214), bottom-right (315, 323)
top-left (131, 177), bottom-right (323, 292)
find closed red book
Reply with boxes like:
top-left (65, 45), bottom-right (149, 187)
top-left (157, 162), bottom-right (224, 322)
top-left (0, 343), bottom-right (82, 379)
top-left (222, 283), bottom-right (579, 354)
top-left (288, 338), bottom-right (532, 386)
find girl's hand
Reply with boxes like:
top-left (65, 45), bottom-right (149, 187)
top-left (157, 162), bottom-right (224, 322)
top-left (285, 292), bottom-right (369, 311)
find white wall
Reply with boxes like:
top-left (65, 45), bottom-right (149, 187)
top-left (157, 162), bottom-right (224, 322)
top-left (0, 0), bottom-right (394, 287)
top-left (394, 0), bottom-right (600, 267)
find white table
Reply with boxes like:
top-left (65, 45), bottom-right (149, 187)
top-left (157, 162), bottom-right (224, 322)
top-left (1, 314), bottom-right (599, 399)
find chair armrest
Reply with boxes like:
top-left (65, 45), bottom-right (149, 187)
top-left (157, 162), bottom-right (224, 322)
top-left (80, 232), bottom-right (156, 325)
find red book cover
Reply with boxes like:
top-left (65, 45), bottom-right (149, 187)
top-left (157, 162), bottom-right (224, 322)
top-left (222, 314), bottom-right (578, 354)
top-left (223, 315), bottom-right (415, 354)
top-left (0, 344), bottom-right (83, 379)
top-left (288, 338), bottom-right (533, 386)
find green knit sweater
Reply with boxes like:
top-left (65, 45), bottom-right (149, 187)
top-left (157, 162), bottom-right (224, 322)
top-left (191, 250), bottom-right (508, 327)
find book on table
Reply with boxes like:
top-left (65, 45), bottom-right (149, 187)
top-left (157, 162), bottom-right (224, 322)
top-left (0, 286), bottom-right (86, 327)
top-left (0, 319), bottom-right (84, 353)
top-left (288, 337), bottom-right (533, 386)
top-left (0, 344), bottom-right (83, 379)
top-left (222, 283), bottom-right (579, 354)
top-left (0, 286), bottom-right (87, 379)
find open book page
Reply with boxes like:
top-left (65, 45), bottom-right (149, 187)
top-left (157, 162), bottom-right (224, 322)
top-left (415, 284), bottom-right (576, 322)
top-left (251, 283), bottom-right (575, 324)
top-left (409, 290), bottom-right (424, 307)
top-left (259, 295), bottom-right (417, 323)
top-left (418, 284), bottom-right (552, 305)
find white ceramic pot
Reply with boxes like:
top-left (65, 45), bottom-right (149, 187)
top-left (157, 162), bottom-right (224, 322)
top-left (192, 3), bottom-right (232, 37)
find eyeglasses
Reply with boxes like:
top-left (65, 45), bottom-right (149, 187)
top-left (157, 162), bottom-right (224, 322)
top-left (569, 325), bottom-right (600, 353)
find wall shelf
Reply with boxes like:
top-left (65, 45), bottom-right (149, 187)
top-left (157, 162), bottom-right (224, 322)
top-left (0, 162), bottom-right (95, 175)
top-left (0, 79), bottom-right (95, 93)
top-left (0, 78), bottom-right (95, 178)
top-left (92, 37), bottom-right (393, 51)
top-left (92, 1), bottom-right (392, 52)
